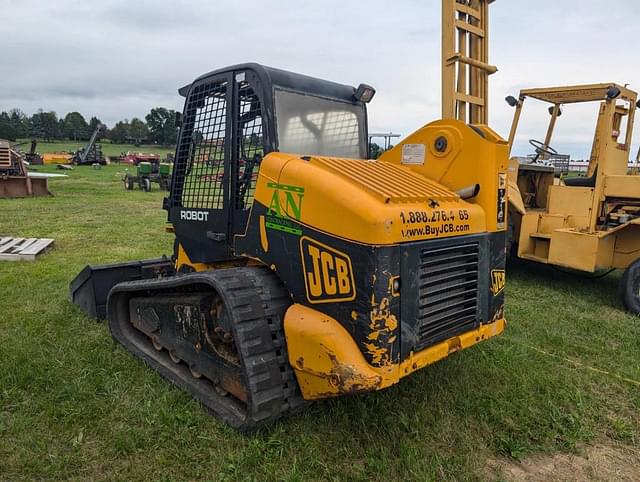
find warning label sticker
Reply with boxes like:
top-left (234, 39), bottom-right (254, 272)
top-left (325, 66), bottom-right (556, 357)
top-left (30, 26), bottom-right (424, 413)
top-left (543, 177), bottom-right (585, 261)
top-left (496, 173), bottom-right (507, 230)
top-left (401, 144), bottom-right (426, 165)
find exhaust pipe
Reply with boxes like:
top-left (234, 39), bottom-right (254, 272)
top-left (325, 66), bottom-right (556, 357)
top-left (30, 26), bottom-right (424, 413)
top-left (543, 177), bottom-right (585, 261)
top-left (457, 184), bottom-right (480, 200)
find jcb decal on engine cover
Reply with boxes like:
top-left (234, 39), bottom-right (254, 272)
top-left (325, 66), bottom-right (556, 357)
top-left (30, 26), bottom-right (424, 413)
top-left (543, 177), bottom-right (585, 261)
top-left (180, 210), bottom-right (209, 222)
top-left (265, 182), bottom-right (304, 235)
top-left (490, 269), bottom-right (506, 296)
top-left (300, 236), bottom-right (355, 304)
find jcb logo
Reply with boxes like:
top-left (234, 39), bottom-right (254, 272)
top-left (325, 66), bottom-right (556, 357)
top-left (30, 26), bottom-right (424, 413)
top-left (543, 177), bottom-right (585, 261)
top-left (300, 236), bottom-right (355, 304)
top-left (491, 269), bottom-right (506, 296)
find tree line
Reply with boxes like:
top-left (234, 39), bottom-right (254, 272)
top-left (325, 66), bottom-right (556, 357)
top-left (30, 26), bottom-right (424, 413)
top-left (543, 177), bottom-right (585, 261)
top-left (0, 107), bottom-right (179, 146)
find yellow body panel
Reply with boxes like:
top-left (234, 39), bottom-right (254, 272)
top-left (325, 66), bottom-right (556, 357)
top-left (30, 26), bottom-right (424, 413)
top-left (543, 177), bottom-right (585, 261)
top-left (284, 304), bottom-right (506, 400)
top-left (547, 230), bottom-right (607, 272)
top-left (176, 243), bottom-right (260, 272)
top-left (252, 121), bottom-right (509, 246)
top-left (507, 158), bottom-right (526, 215)
top-left (613, 223), bottom-right (640, 268)
top-left (42, 153), bottom-right (72, 164)
top-left (604, 175), bottom-right (640, 198)
top-left (547, 186), bottom-right (593, 219)
top-left (379, 121), bottom-right (509, 234)
top-left (176, 243), bottom-right (216, 272)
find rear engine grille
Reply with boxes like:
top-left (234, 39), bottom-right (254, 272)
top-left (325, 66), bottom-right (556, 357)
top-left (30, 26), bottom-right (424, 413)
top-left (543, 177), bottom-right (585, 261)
top-left (415, 242), bottom-right (479, 350)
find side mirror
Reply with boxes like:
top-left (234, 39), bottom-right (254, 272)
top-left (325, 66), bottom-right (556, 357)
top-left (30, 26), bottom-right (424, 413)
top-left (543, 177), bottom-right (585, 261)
top-left (505, 95), bottom-right (519, 108)
top-left (606, 86), bottom-right (621, 100)
top-left (174, 111), bottom-right (183, 128)
top-left (548, 106), bottom-right (563, 117)
top-left (354, 84), bottom-right (376, 103)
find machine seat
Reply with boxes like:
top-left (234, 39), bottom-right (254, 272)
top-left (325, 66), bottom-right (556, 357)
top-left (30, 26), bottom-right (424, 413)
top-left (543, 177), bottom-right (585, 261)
top-left (563, 173), bottom-right (596, 187)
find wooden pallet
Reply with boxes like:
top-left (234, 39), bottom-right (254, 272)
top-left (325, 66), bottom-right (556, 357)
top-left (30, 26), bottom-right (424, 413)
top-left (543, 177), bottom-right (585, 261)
top-left (0, 237), bottom-right (54, 261)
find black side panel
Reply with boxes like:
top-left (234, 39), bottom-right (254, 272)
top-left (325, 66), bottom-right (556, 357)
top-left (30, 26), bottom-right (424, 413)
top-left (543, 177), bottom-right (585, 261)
top-left (234, 201), bottom-right (402, 368)
top-left (488, 231), bottom-right (507, 321)
top-left (69, 258), bottom-right (174, 319)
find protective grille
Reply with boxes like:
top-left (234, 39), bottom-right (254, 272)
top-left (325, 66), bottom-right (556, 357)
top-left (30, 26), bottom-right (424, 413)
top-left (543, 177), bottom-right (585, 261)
top-left (415, 242), bottom-right (479, 350)
top-left (173, 80), bottom-right (227, 209)
top-left (235, 81), bottom-right (262, 209)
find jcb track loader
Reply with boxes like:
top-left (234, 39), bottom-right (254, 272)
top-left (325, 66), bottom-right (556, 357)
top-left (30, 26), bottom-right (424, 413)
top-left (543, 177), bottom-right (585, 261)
top-left (71, 63), bottom-right (509, 430)
top-left (505, 84), bottom-right (640, 314)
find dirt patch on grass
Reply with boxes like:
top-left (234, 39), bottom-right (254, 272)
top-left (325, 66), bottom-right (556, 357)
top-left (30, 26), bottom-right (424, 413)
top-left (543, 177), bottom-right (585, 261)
top-left (486, 443), bottom-right (640, 481)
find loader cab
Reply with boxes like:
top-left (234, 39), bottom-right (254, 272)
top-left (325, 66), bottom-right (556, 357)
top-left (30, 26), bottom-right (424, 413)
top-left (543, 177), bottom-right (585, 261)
top-left (166, 63), bottom-right (373, 266)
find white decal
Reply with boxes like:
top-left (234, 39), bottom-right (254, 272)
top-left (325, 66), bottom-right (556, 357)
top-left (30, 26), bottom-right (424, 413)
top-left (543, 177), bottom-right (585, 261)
top-left (180, 210), bottom-right (209, 222)
top-left (401, 144), bottom-right (426, 165)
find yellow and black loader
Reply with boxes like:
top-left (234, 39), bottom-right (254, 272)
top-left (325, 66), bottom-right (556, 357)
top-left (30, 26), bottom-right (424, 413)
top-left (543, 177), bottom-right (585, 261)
top-left (71, 62), bottom-right (509, 430)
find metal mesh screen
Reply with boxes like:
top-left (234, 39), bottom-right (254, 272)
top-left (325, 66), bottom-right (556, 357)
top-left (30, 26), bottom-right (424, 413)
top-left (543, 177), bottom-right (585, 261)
top-left (236, 81), bottom-right (262, 209)
top-left (173, 80), bottom-right (228, 209)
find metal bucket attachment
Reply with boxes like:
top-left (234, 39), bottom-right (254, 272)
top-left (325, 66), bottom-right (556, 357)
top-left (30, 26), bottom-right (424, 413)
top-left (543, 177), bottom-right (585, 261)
top-left (69, 257), bottom-right (175, 319)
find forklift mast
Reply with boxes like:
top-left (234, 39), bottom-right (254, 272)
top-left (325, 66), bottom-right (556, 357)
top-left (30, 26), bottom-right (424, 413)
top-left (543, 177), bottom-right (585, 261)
top-left (442, 0), bottom-right (496, 124)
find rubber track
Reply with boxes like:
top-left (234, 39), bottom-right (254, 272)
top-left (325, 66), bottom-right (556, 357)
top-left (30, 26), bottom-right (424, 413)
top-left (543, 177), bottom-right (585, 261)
top-left (107, 266), bottom-right (306, 431)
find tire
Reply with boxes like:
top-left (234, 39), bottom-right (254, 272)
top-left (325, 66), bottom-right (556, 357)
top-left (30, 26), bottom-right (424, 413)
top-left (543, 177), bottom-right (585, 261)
top-left (141, 178), bottom-right (151, 192)
top-left (620, 259), bottom-right (640, 315)
top-left (124, 176), bottom-right (134, 190)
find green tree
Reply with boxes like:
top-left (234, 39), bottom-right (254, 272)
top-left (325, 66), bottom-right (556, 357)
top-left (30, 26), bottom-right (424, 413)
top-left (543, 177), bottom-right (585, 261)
top-left (369, 142), bottom-right (383, 159)
top-left (30, 110), bottom-right (59, 141)
top-left (9, 109), bottom-right (28, 139)
top-left (145, 107), bottom-right (178, 146)
top-left (88, 117), bottom-right (105, 140)
top-left (63, 112), bottom-right (89, 140)
top-left (108, 120), bottom-right (130, 144)
top-left (0, 111), bottom-right (16, 140)
top-left (128, 118), bottom-right (149, 145)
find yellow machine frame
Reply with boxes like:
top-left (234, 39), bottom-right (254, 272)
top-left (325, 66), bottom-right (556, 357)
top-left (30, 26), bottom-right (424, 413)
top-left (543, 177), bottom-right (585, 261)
top-left (442, 0), bottom-right (496, 124)
top-left (506, 83), bottom-right (640, 274)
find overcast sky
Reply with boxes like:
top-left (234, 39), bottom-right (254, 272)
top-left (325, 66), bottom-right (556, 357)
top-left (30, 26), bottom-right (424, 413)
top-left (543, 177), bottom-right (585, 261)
top-left (2, 0), bottom-right (640, 159)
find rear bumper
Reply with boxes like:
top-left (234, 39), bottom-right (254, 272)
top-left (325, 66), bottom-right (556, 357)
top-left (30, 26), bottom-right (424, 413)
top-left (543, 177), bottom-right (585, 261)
top-left (285, 303), bottom-right (505, 400)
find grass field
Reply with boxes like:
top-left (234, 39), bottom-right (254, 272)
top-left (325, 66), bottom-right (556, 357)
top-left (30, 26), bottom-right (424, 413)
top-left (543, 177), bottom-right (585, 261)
top-left (16, 139), bottom-right (174, 158)
top-left (1, 165), bottom-right (639, 481)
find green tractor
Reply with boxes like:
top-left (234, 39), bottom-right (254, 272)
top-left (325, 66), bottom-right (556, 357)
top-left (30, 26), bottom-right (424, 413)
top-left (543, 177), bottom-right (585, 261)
top-left (123, 162), bottom-right (171, 192)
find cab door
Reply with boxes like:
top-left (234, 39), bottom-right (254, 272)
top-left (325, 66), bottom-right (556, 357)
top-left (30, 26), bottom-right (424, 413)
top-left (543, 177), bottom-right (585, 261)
top-left (169, 73), bottom-right (233, 264)
top-left (230, 69), bottom-right (268, 236)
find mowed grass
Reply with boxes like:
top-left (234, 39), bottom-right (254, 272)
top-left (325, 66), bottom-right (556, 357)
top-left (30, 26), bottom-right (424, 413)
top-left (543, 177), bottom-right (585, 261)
top-left (19, 139), bottom-right (174, 158)
top-left (1, 165), bottom-right (639, 481)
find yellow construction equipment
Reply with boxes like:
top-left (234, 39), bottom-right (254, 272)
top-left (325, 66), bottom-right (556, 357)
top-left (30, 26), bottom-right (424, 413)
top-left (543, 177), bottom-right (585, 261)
top-left (42, 152), bottom-right (72, 164)
top-left (69, 0), bottom-right (508, 430)
top-left (505, 83), bottom-right (640, 313)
